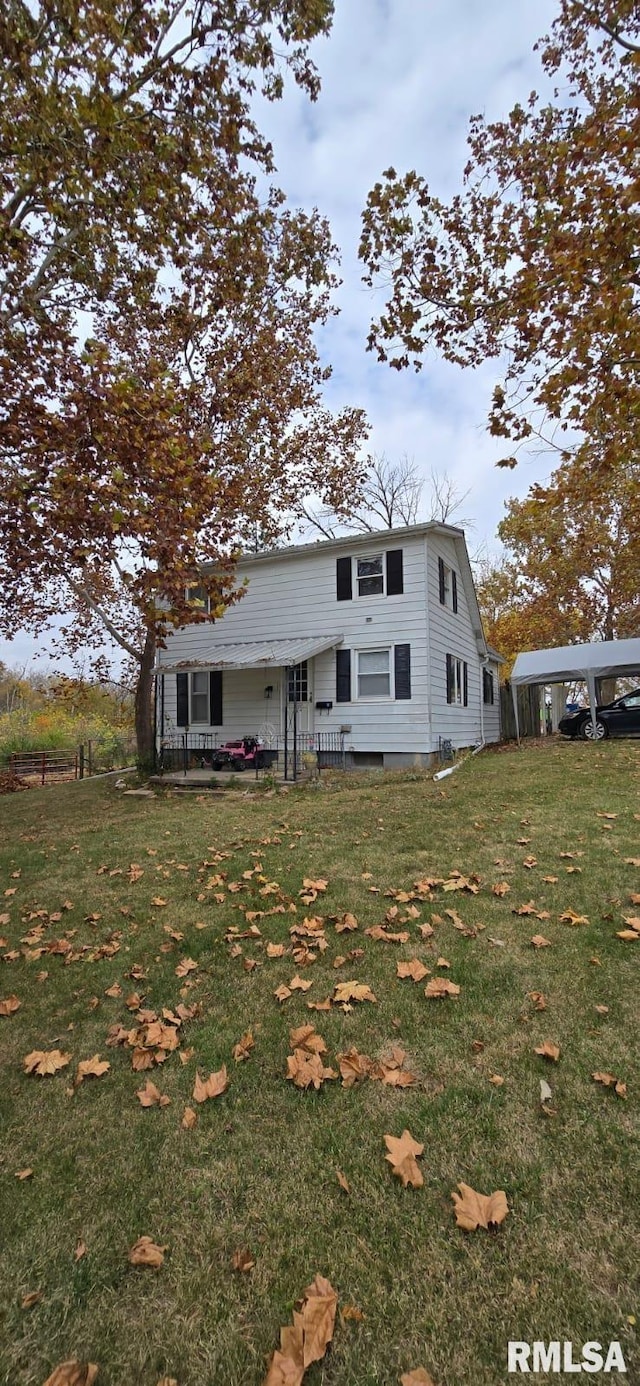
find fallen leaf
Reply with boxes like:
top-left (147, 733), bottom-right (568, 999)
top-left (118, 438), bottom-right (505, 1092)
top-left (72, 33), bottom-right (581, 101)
top-left (15, 1167), bottom-right (33, 1180)
top-left (274, 984), bottom-right (292, 1003)
top-left (530, 935), bottom-right (552, 949)
top-left (384, 1130), bottom-right (424, 1189)
top-left (136, 1080), bottom-right (170, 1108)
top-left (42, 1364), bottom-right (99, 1386)
top-left (21, 1290), bottom-right (43, 1309)
top-left (396, 959), bottom-right (429, 983)
top-left (340, 1304), bottom-right (364, 1323)
top-left (335, 912), bottom-right (358, 932)
top-left (266, 942), bottom-right (285, 958)
top-left (400, 1371), bottom-right (437, 1386)
top-left (424, 978), bottom-right (460, 999)
top-left (529, 991), bottom-right (547, 1010)
top-left (534, 1041), bottom-right (560, 1062)
top-left (286, 1048), bottom-right (337, 1090)
top-left (264, 1274), bottom-right (337, 1384)
top-left (231, 1247), bottom-right (255, 1272)
top-left (175, 957), bottom-right (198, 977)
top-left (181, 1106), bottom-right (197, 1129)
top-left (559, 909), bottom-right (589, 926)
top-left (0, 994), bottom-right (21, 1016)
top-left (233, 1030), bottom-right (255, 1062)
top-left (23, 1049), bottom-right (71, 1076)
top-left (75, 1241), bottom-right (87, 1261)
top-left (489, 1074), bottom-right (504, 1086)
top-left (492, 882), bottom-right (510, 897)
top-left (451, 1182), bottom-right (508, 1231)
top-left (289, 975), bottom-right (313, 992)
top-left (76, 1055), bottom-right (110, 1084)
top-left (336, 1046), bottom-right (371, 1087)
top-left (593, 1072), bottom-right (627, 1098)
top-left (128, 1235), bottom-right (167, 1268)
top-left (594, 1004), bottom-right (609, 1016)
top-left (192, 1066), bottom-right (228, 1102)
top-left (336, 1168), bottom-right (350, 1193)
top-left (332, 980), bottom-right (377, 1005)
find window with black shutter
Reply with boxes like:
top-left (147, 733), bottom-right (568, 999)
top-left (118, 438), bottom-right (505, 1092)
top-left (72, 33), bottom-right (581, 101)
top-left (452, 570), bottom-right (458, 613)
top-left (386, 549), bottom-right (404, 595)
top-left (463, 661), bottom-right (468, 707)
top-left (447, 655), bottom-right (467, 705)
top-left (483, 668), bottom-right (495, 705)
top-left (336, 648), bottom-right (351, 702)
top-left (446, 653), bottom-right (454, 704)
top-left (336, 556), bottom-right (352, 601)
top-left (394, 644), bottom-right (411, 699)
top-left (439, 556), bottom-right (446, 605)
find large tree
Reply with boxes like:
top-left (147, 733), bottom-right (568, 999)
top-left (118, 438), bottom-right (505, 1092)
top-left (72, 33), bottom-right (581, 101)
top-left (476, 458), bottom-right (640, 674)
top-left (360, 1), bottom-right (640, 479)
top-left (0, 1), bottom-right (368, 763)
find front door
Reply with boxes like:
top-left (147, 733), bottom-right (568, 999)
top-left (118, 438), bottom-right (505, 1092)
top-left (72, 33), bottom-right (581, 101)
top-left (281, 661), bottom-right (314, 776)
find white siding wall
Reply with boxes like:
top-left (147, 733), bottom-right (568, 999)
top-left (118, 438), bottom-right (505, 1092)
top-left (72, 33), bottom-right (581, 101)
top-left (426, 535), bottom-right (485, 750)
top-left (158, 529), bottom-right (494, 755)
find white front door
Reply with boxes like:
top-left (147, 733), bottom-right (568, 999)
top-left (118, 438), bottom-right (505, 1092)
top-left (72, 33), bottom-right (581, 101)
top-left (281, 660), bottom-right (314, 741)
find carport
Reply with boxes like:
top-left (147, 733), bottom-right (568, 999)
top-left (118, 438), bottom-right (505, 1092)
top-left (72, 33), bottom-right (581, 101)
top-left (510, 638), bottom-right (640, 742)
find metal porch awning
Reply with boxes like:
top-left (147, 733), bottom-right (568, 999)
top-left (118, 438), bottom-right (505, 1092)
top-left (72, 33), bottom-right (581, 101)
top-left (154, 634), bottom-right (344, 673)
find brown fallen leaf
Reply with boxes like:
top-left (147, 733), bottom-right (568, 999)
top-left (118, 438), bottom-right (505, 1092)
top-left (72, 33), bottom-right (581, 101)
top-left (21, 1289), bottom-right (43, 1309)
top-left (0, 994), bottom-right (20, 1016)
top-left (181, 1106), bottom-right (197, 1129)
top-left (233, 1030), bottom-right (255, 1062)
top-left (332, 980), bottom-right (377, 1005)
top-left (534, 1041), bottom-right (560, 1062)
top-left (424, 978), bottom-right (460, 999)
top-left (336, 1168), bottom-right (350, 1194)
top-left (340, 1304), bottom-right (364, 1323)
top-left (336, 1046), bottom-right (371, 1087)
top-left (559, 909), bottom-right (589, 926)
top-left (492, 882), bottom-right (510, 897)
top-left (335, 912), bottom-right (359, 932)
top-left (274, 984), bottom-right (292, 1003)
top-left (156, 1379), bottom-right (178, 1386)
top-left (530, 935), bottom-right (552, 949)
top-left (286, 1048), bottom-right (337, 1090)
top-left (592, 1072), bottom-right (627, 1098)
top-left (76, 1055), bottom-right (110, 1084)
top-left (136, 1080), bottom-right (170, 1108)
top-left (528, 991), bottom-right (547, 1010)
top-left (23, 1049), bottom-right (71, 1077)
top-left (193, 1067), bottom-right (228, 1102)
top-left (266, 942), bottom-right (285, 958)
top-left (396, 959), bottom-right (429, 983)
top-left (290, 1024), bottom-right (327, 1055)
top-left (104, 983), bottom-right (122, 998)
top-left (128, 1235), bottom-right (167, 1268)
top-left (384, 1129), bottom-right (424, 1188)
top-left (15, 1167), bottom-right (33, 1180)
top-left (289, 975), bottom-right (313, 992)
top-left (231, 1247), bottom-right (255, 1272)
top-left (594, 1004), bottom-right (609, 1016)
top-left (451, 1182), bottom-right (509, 1231)
top-left (175, 957), bottom-right (198, 977)
top-left (489, 1074), bottom-right (505, 1086)
top-left (75, 1241), bottom-right (87, 1261)
top-left (42, 1364), bottom-right (99, 1386)
top-left (401, 1371), bottom-right (437, 1386)
top-left (264, 1274), bottom-right (337, 1384)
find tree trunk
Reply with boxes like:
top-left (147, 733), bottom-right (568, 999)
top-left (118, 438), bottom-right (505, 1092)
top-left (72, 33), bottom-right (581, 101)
top-left (134, 626), bottom-right (156, 770)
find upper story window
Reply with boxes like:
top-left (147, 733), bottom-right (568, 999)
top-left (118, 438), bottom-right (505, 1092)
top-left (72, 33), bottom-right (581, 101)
top-left (186, 584), bottom-right (210, 612)
top-left (438, 556), bottom-right (458, 612)
top-left (336, 549), bottom-right (404, 601)
top-left (357, 554), bottom-right (384, 597)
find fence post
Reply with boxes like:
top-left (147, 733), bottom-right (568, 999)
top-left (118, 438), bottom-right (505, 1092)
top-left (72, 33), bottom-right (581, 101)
top-left (79, 744), bottom-right (84, 779)
top-left (41, 751), bottom-right (46, 785)
top-left (88, 740), bottom-right (93, 777)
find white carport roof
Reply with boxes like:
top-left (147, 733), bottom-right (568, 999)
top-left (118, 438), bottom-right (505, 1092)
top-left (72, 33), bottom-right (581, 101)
top-left (510, 637), bottom-right (640, 741)
top-left (155, 634), bottom-right (343, 673)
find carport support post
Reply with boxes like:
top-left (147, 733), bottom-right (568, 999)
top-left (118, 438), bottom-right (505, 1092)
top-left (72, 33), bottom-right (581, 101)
top-left (586, 673), bottom-right (598, 741)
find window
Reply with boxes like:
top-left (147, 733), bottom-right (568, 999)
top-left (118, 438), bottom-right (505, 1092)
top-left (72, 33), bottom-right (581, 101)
top-left (186, 584), bottom-right (210, 611)
top-left (438, 557), bottom-right (458, 611)
top-left (287, 661), bottom-right (308, 702)
top-left (358, 648), bottom-right (390, 698)
top-left (483, 668), bottom-right (495, 705)
top-left (190, 671), bottom-right (209, 723)
top-left (446, 654), bottom-right (468, 706)
top-left (356, 554), bottom-right (384, 597)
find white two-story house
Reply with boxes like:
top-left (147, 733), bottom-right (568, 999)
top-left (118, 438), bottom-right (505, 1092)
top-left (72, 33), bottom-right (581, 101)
top-left (155, 523), bottom-right (502, 770)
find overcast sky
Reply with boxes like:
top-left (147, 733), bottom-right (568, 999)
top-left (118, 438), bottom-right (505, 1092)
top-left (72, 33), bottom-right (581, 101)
top-left (1, 0), bottom-right (560, 673)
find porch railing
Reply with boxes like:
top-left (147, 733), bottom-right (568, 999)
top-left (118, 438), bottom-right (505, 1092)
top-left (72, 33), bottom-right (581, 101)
top-left (157, 730), bottom-right (346, 779)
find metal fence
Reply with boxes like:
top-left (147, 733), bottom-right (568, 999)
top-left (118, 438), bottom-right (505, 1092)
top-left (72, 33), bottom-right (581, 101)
top-left (9, 748), bottom-right (79, 784)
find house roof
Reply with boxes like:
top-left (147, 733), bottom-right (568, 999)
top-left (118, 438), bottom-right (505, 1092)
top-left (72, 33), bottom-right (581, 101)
top-left (511, 638), bottom-right (640, 687)
top-left (155, 634), bottom-right (344, 674)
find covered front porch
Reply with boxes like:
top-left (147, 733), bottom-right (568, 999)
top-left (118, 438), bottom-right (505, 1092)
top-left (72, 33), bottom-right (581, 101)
top-left (154, 634), bottom-right (345, 781)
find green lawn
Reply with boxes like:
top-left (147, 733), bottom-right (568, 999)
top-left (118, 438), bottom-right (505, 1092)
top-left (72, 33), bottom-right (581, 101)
top-left (0, 741), bottom-right (638, 1386)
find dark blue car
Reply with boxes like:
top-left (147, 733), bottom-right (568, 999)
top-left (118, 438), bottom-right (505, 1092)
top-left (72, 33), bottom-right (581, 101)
top-left (559, 688), bottom-right (640, 740)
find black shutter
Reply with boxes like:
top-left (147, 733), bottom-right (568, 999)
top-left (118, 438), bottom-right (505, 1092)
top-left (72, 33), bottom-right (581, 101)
top-left (463, 661), bottom-right (468, 707)
top-left (336, 556), bottom-right (352, 601)
top-left (446, 654), bottom-right (453, 704)
top-left (210, 670), bottom-right (223, 726)
top-left (483, 668), bottom-right (494, 705)
top-left (452, 570), bottom-right (458, 613)
top-left (176, 672), bottom-right (189, 726)
top-left (386, 549), bottom-right (404, 596)
top-left (394, 644), bottom-right (411, 699)
top-left (438, 556), bottom-right (446, 605)
top-left (336, 649), bottom-right (351, 702)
